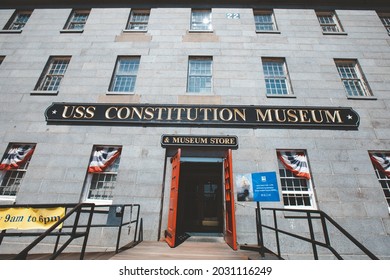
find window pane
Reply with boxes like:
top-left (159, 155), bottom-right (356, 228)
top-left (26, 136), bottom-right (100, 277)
top-left (36, 57), bottom-right (70, 91)
top-left (187, 58), bottom-right (212, 92)
top-left (370, 152), bottom-right (390, 210)
top-left (317, 12), bottom-right (343, 33)
top-left (128, 10), bottom-right (150, 30)
top-left (191, 10), bottom-right (212, 31)
top-left (263, 60), bottom-right (291, 95)
top-left (110, 57), bottom-right (140, 92)
top-left (254, 12), bottom-right (276, 31)
top-left (8, 12), bottom-right (31, 30)
top-left (335, 60), bottom-right (371, 97)
top-left (86, 147), bottom-right (121, 201)
top-left (67, 11), bottom-right (89, 30)
top-left (0, 144), bottom-right (35, 197)
top-left (278, 150), bottom-right (315, 209)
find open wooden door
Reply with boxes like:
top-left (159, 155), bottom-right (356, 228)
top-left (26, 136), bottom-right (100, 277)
top-left (165, 148), bottom-right (181, 248)
top-left (224, 149), bottom-right (237, 250)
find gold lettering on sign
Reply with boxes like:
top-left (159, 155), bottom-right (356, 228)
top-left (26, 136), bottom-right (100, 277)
top-left (62, 105), bottom-right (96, 119)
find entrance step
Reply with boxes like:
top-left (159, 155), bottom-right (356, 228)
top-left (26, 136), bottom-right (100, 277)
top-left (185, 232), bottom-right (224, 243)
top-left (110, 241), bottom-right (250, 260)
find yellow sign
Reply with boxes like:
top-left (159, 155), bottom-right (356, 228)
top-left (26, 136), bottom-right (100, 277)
top-left (0, 207), bottom-right (65, 230)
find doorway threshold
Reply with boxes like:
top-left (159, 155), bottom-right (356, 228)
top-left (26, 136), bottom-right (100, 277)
top-left (185, 232), bottom-right (224, 243)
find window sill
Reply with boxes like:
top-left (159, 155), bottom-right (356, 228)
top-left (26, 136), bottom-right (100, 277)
top-left (347, 95), bottom-right (377, 100)
top-left (256, 30), bottom-right (281, 34)
top-left (266, 94), bottom-right (296, 98)
top-left (31, 90), bottom-right (59, 96)
top-left (122, 29), bottom-right (148, 33)
top-left (0, 29), bottom-right (22, 34)
top-left (106, 91), bottom-right (135, 95)
top-left (0, 195), bottom-right (16, 202)
top-left (322, 31), bottom-right (348, 36)
top-left (188, 29), bottom-right (214, 33)
top-left (85, 198), bottom-right (113, 205)
top-left (60, 29), bottom-right (84, 34)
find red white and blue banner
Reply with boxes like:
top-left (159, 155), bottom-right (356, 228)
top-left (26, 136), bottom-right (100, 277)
top-left (88, 147), bottom-right (121, 173)
top-left (0, 145), bottom-right (35, 171)
top-left (277, 151), bottom-right (311, 180)
top-left (370, 153), bottom-right (390, 178)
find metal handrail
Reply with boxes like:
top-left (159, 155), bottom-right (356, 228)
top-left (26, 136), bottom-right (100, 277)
top-left (0, 203), bottom-right (143, 259)
top-left (259, 207), bottom-right (379, 260)
top-left (13, 203), bottom-right (95, 259)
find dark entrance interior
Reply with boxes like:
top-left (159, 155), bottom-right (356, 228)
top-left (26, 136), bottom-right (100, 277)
top-left (177, 161), bottom-right (224, 234)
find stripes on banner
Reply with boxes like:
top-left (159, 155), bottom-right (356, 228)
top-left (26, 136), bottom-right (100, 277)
top-left (370, 153), bottom-right (390, 178)
top-left (0, 145), bottom-right (35, 171)
top-left (88, 147), bottom-right (121, 173)
top-left (278, 151), bottom-right (311, 180)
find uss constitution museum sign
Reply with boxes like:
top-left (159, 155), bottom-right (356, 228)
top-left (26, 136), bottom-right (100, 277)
top-left (45, 103), bottom-right (360, 130)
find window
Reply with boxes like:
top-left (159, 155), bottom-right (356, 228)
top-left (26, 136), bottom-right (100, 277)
top-left (316, 11), bottom-right (345, 34)
top-left (369, 152), bottom-right (390, 212)
top-left (109, 56), bottom-right (140, 93)
top-left (0, 56), bottom-right (4, 65)
top-left (254, 10), bottom-right (278, 32)
top-left (277, 150), bottom-right (317, 209)
top-left (84, 146), bottom-right (122, 202)
top-left (190, 9), bottom-right (212, 31)
top-left (378, 13), bottom-right (390, 35)
top-left (187, 56), bottom-right (212, 93)
top-left (262, 58), bottom-right (293, 96)
top-left (63, 9), bottom-right (90, 31)
top-left (335, 59), bottom-right (372, 98)
top-left (126, 9), bottom-right (150, 31)
top-left (2, 10), bottom-right (32, 31)
top-left (33, 56), bottom-right (71, 94)
top-left (0, 144), bottom-right (35, 200)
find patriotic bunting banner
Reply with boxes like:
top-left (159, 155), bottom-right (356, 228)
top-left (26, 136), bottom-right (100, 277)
top-left (88, 147), bottom-right (121, 173)
top-left (370, 154), bottom-right (390, 178)
top-left (0, 145), bottom-right (35, 171)
top-left (278, 151), bottom-right (311, 180)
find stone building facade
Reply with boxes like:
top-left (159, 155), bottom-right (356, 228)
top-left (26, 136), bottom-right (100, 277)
top-left (0, 0), bottom-right (389, 259)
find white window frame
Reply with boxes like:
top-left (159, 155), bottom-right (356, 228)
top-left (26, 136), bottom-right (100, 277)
top-left (262, 57), bottom-right (293, 97)
top-left (316, 11), bottom-right (346, 34)
top-left (369, 152), bottom-right (390, 213)
top-left (254, 10), bottom-right (279, 33)
top-left (378, 12), bottom-right (390, 35)
top-left (334, 59), bottom-right (373, 99)
top-left (108, 56), bottom-right (140, 94)
top-left (2, 10), bottom-right (32, 32)
top-left (32, 56), bottom-right (71, 95)
top-left (190, 9), bottom-right (212, 32)
top-left (277, 150), bottom-right (317, 210)
top-left (125, 9), bottom-right (150, 31)
top-left (0, 143), bottom-right (35, 202)
top-left (187, 56), bottom-right (213, 93)
top-left (62, 9), bottom-right (90, 32)
top-left (83, 146), bottom-right (122, 205)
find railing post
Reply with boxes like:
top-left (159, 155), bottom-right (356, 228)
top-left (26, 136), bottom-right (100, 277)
top-left (115, 205), bottom-right (125, 254)
top-left (307, 212), bottom-right (318, 260)
top-left (273, 209), bottom-right (281, 258)
top-left (255, 202), bottom-right (265, 257)
top-left (79, 204), bottom-right (95, 260)
top-left (0, 229), bottom-right (6, 246)
top-left (133, 205), bottom-right (140, 243)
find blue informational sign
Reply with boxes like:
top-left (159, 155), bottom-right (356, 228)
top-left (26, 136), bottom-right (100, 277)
top-left (236, 171), bottom-right (280, 202)
top-left (252, 172), bottom-right (280, 202)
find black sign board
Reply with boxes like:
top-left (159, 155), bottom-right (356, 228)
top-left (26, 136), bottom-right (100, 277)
top-left (161, 135), bottom-right (238, 149)
top-left (45, 103), bottom-right (360, 130)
